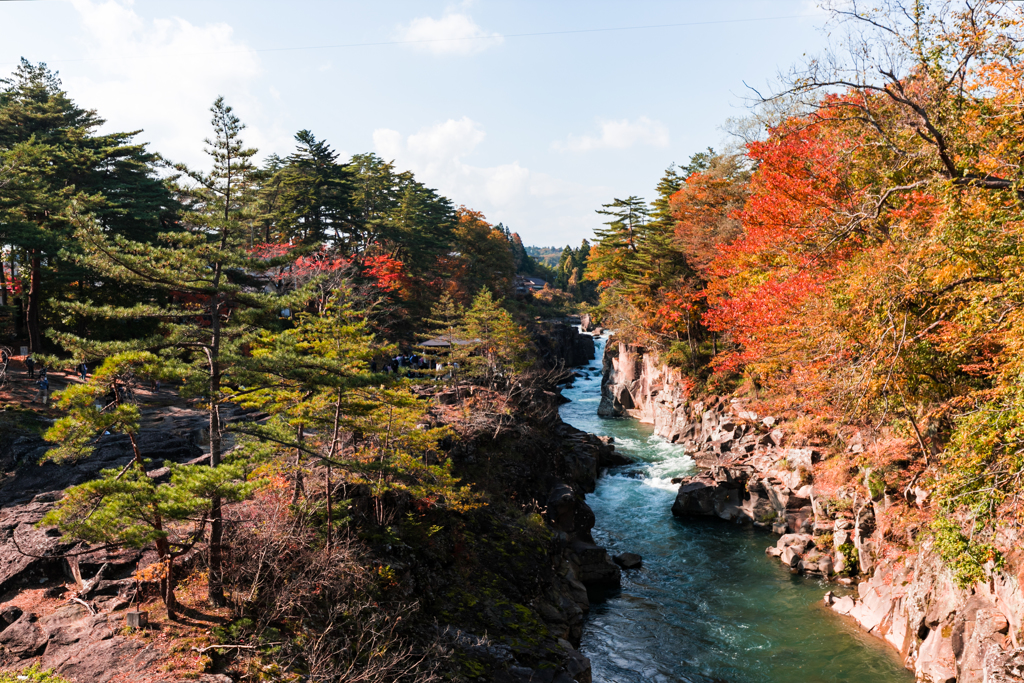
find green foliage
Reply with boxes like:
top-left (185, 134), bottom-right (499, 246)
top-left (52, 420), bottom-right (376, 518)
top-left (43, 351), bottom-right (165, 464)
top-left (0, 664), bottom-right (71, 683)
top-left (838, 542), bottom-right (859, 577)
top-left (456, 288), bottom-right (532, 383)
top-left (257, 129), bottom-right (351, 247)
top-left (0, 59), bottom-right (177, 351)
top-left (931, 516), bottom-right (1002, 589)
top-left (39, 459), bottom-right (253, 549)
top-left (351, 389), bottom-right (481, 511)
top-left (866, 470), bottom-right (886, 501)
top-left (423, 292), bottom-right (465, 351)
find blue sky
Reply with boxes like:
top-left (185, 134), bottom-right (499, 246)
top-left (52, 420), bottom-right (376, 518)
top-left (1, 0), bottom-right (830, 247)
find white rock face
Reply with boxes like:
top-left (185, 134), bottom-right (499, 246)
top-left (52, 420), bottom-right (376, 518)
top-left (604, 338), bottom-right (1024, 682)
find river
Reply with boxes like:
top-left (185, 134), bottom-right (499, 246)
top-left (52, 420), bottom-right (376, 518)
top-left (559, 335), bottom-right (914, 683)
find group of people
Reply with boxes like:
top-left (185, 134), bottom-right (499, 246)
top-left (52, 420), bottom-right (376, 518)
top-left (21, 356), bottom-right (50, 405)
top-left (0, 351), bottom-right (167, 408)
top-left (371, 354), bottom-right (459, 379)
top-left (373, 354), bottom-right (430, 374)
top-left (1, 354), bottom-right (87, 406)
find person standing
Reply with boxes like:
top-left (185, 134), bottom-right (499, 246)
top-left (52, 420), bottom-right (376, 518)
top-left (35, 374), bottom-right (49, 405)
top-left (79, 362), bottom-right (88, 381)
top-left (24, 355), bottom-right (35, 378)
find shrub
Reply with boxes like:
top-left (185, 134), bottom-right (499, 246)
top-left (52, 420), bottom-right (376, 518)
top-left (838, 542), bottom-right (859, 576)
top-left (931, 516), bottom-right (1001, 589)
top-left (0, 664), bottom-right (71, 682)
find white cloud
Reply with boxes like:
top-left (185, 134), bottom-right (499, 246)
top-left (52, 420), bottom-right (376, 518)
top-left (553, 116), bottom-right (670, 152)
top-left (63, 0), bottom-right (290, 167)
top-left (407, 116), bottom-right (485, 162)
top-left (394, 12), bottom-right (503, 55)
top-left (374, 118), bottom-right (608, 245)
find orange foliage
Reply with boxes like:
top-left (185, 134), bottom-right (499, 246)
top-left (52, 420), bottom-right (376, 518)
top-left (703, 115), bottom-right (863, 373)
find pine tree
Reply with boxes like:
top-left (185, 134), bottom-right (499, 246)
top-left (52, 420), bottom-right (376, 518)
top-left (59, 97), bottom-right (290, 606)
top-left (259, 130), bottom-right (352, 248)
top-left (458, 288), bottom-right (530, 384)
top-left (40, 352), bottom-right (251, 620)
top-left (587, 196), bottom-right (650, 289)
top-left (0, 60), bottom-right (176, 351)
top-left (424, 293), bottom-right (465, 350)
top-left (232, 284), bottom-right (383, 544)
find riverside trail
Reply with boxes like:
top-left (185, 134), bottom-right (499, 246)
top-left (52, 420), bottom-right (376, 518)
top-left (559, 334), bottom-right (914, 683)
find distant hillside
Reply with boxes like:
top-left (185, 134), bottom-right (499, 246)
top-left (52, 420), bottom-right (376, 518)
top-left (525, 246), bottom-right (563, 267)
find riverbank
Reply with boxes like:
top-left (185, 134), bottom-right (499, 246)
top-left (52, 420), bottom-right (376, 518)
top-left (594, 336), bottom-right (1024, 682)
top-left (561, 334), bottom-right (912, 683)
top-left (0, 322), bottom-right (615, 682)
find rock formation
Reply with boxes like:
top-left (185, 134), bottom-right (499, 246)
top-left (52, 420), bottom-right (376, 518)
top-left (600, 336), bottom-right (1024, 682)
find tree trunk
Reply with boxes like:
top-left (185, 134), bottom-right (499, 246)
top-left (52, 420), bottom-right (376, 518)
top-left (208, 392), bottom-right (225, 606)
top-left (154, 527), bottom-right (177, 621)
top-left (291, 425), bottom-right (304, 505)
top-left (27, 253), bottom-right (42, 352)
top-left (207, 298), bottom-right (225, 607)
top-left (0, 259), bottom-right (7, 308)
top-left (13, 259), bottom-right (23, 339)
top-left (325, 462), bottom-right (333, 551)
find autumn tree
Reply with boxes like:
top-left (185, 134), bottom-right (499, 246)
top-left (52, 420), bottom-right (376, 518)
top-left (450, 208), bottom-right (515, 300)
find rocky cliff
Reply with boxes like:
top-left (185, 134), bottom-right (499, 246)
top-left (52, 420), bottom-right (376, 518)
top-left (533, 319), bottom-right (596, 370)
top-left (0, 327), bottom-right (618, 682)
top-left (598, 337), bottom-right (1024, 683)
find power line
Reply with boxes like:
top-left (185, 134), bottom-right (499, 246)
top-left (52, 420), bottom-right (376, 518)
top-left (253, 15), bottom-right (809, 55)
top-left (1, 14), bottom-right (807, 65)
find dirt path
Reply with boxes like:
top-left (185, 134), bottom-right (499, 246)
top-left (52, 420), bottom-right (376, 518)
top-left (0, 357), bottom-right (176, 416)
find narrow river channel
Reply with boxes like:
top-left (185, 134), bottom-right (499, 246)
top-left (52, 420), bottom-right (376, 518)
top-left (559, 335), bottom-right (914, 683)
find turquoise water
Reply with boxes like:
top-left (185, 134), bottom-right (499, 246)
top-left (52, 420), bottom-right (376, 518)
top-left (559, 336), bottom-right (914, 683)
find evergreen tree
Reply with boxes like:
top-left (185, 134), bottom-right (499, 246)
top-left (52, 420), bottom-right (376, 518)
top-left (424, 292), bottom-right (465, 351)
top-left (0, 60), bottom-right (176, 351)
top-left (457, 288), bottom-right (530, 384)
top-left (40, 352), bottom-right (251, 620)
top-left (651, 163), bottom-right (685, 230)
top-left (587, 196), bottom-right (650, 288)
top-left (58, 97), bottom-right (290, 606)
top-left (232, 285), bottom-right (382, 545)
top-left (259, 130), bottom-right (352, 248)
top-left (556, 246), bottom-right (574, 290)
top-left (385, 177), bottom-right (456, 275)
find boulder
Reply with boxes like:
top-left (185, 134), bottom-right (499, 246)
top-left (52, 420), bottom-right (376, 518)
top-left (671, 479), bottom-right (718, 517)
top-left (779, 547), bottom-right (801, 569)
top-left (776, 533), bottom-right (814, 554)
top-left (830, 595), bottom-right (856, 616)
top-left (571, 541), bottom-right (621, 588)
top-left (545, 484), bottom-right (578, 533)
top-left (0, 611), bottom-right (47, 658)
top-left (612, 553), bottom-right (642, 570)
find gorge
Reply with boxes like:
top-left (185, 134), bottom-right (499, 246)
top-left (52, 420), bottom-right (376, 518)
top-left (562, 333), bottom-right (912, 682)
top-left (581, 334), bottom-right (1024, 683)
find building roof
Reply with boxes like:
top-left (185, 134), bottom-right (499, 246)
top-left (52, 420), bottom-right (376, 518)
top-left (419, 336), bottom-right (480, 348)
